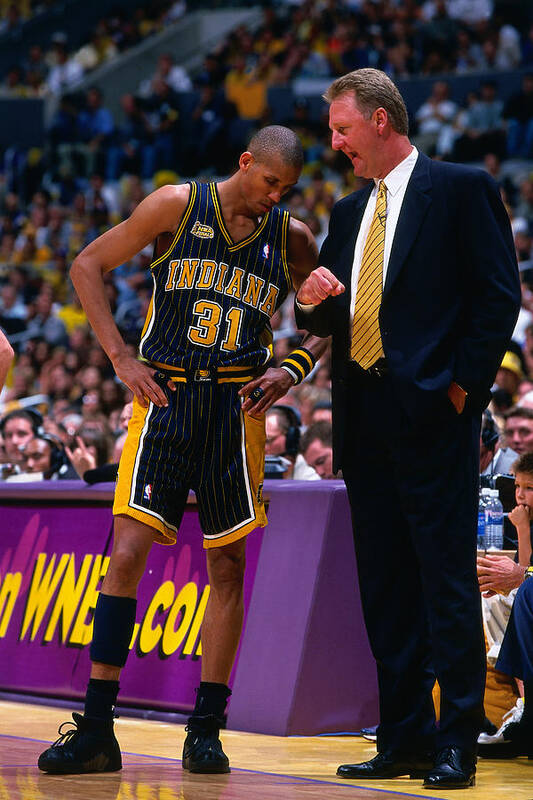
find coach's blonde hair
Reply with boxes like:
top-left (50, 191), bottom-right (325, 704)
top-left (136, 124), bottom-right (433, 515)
top-left (324, 68), bottom-right (409, 136)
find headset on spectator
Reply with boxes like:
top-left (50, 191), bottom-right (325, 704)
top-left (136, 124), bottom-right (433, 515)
top-left (37, 433), bottom-right (69, 477)
top-left (0, 408), bottom-right (44, 436)
top-left (271, 405), bottom-right (301, 457)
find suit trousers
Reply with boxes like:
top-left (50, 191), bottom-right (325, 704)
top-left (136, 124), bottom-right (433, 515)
top-left (341, 369), bottom-right (486, 754)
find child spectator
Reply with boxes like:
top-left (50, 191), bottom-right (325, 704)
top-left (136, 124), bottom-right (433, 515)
top-left (477, 452), bottom-right (533, 755)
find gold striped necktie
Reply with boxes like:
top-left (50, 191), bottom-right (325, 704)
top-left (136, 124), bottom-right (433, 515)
top-left (351, 180), bottom-right (387, 369)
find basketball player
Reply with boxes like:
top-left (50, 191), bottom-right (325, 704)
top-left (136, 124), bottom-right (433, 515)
top-left (0, 330), bottom-right (13, 393)
top-left (38, 126), bottom-right (326, 776)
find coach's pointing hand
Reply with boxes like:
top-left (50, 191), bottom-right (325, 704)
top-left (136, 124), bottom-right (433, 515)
top-left (296, 266), bottom-right (345, 306)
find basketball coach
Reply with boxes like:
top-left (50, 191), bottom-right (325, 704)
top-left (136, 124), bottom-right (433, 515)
top-left (295, 69), bottom-right (520, 790)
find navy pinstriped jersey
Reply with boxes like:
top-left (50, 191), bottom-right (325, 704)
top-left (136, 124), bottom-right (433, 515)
top-left (139, 181), bottom-right (292, 370)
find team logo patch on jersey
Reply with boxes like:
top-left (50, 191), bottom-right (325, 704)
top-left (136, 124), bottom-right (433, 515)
top-left (191, 221), bottom-right (214, 239)
top-left (194, 369), bottom-right (212, 382)
top-left (143, 484), bottom-right (152, 501)
top-left (262, 243), bottom-right (270, 259)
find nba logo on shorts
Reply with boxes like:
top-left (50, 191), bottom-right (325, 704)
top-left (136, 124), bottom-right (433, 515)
top-left (262, 243), bottom-right (270, 259)
top-left (143, 484), bottom-right (152, 501)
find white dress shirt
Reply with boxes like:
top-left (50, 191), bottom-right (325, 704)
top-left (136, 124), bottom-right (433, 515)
top-left (349, 146), bottom-right (418, 327)
top-left (296, 147), bottom-right (419, 328)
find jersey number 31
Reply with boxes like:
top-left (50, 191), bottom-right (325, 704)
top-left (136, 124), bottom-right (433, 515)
top-left (188, 300), bottom-right (243, 351)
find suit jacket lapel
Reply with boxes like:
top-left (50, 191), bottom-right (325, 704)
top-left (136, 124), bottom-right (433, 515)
top-left (384, 153), bottom-right (432, 296)
top-left (336, 185), bottom-right (372, 310)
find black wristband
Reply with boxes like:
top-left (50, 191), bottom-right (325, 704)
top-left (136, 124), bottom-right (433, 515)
top-left (280, 347), bottom-right (316, 385)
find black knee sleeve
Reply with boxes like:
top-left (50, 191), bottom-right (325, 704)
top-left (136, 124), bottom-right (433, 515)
top-left (90, 593), bottom-right (137, 667)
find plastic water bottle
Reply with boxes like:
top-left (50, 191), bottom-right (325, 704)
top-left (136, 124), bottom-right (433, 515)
top-left (484, 489), bottom-right (494, 549)
top-left (490, 489), bottom-right (504, 551)
top-left (478, 487), bottom-right (490, 549)
top-left (486, 489), bottom-right (504, 551)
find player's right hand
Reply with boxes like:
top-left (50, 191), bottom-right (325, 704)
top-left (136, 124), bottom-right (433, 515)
top-left (296, 267), bottom-right (345, 306)
top-left (113, 355), bottom-right (176, 408)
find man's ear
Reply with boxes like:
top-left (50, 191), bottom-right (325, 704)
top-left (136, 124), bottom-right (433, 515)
top-left (374, 107), bottom-right (388, 134)
top-left (239, 151), bottom-right (254, 172)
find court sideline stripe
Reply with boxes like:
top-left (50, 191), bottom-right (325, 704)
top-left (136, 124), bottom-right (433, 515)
top-left (0, 733), bottom-right (443, 800)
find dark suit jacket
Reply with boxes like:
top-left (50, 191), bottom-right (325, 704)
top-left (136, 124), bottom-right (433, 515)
top-left (296, 152), bottom-right (521, 471)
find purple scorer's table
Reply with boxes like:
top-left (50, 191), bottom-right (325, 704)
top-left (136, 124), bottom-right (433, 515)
top-left (0, 480), bottom-right (378, 735)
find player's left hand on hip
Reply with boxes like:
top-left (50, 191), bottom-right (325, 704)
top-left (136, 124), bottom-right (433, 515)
top-left (113, 355), bottom-right (176, 408)
top-left (239, 368), bottom-right (294, 417)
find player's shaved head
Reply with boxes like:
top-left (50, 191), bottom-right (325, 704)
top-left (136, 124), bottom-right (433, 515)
top-left (248, 126), bottom-right (304, 171)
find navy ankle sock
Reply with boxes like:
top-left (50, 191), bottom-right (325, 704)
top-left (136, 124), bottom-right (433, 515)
top-left (84, 678), bottom-right (120, 722)
top-left (193, 682), bottom-right (231, 719)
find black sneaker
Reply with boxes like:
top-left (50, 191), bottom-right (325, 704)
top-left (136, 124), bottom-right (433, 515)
top-left (478, 721), bottom-right (533, 759)
top-left (182, 713), bottom-right (230, 774)
top-left (38, 712), bottom-right (122, 774)
top-left (478, 698), bottom-right (523, 746)
top-left (361, 724), bottom-right (378, 742)
top-left (481, 715), bottom-right (498, 736)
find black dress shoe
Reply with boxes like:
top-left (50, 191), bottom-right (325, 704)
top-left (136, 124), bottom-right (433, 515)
top-left (423, 746), bottom-right (476, 789)
top-left (478, 721), bottom-right (533, 759)
top-left (337, 750), bottom-right (434, 779)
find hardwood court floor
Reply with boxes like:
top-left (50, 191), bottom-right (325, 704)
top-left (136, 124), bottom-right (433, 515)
top-left (1, 701), bottom-right (531, 800)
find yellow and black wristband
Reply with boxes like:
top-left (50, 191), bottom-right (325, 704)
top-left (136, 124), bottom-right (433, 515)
top-left (280, 347), bottom-right (316, 385)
